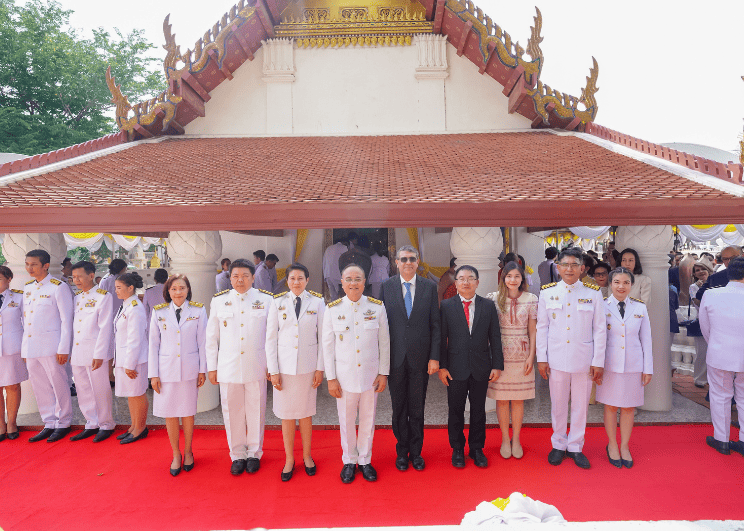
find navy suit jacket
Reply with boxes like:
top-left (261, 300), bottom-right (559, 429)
top-left (695, 269), bottom-right (728, 302)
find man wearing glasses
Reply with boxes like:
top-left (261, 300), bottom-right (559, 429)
top-left (537, 247), bottom-right (606, 469)
top-left (323, 264), bottom-right (390, 483)
top-left (439, 265), bottom-right (503, 469)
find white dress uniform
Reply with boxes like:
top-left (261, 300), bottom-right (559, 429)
top-left (0, 288), bottom-right (29, 387)
top-left (322, 295), bottom-right (391, 465)
top-left (149, 301), bottom-right (207, 418)
top-left (699, 282), bottom-right (744, 443)
top-left (114, 295), bottom-right (148, 397)
top-left (265, 290), bottom-right (325, 419)
top-left (323, 242), bottom-right (348, 300)
top-left (207, 287), bottom-right (274, 461)
top-left (596, 296), bottom-right (653, 408)
top-left (253, 262), bottom-right (278, 294)
top-left (71, 287), bottom-right (115, 430)
top-left (22, 275), bottom-right (74, 429)
top-left (536, 279), bottom-right (606, 452)
top-left (215, 271), bottom-right (231, 293)
top-left (142, 284), bottom-right (166, 338)
top-left (368, 254), bottom-right (390, 300)
top-left (99, 274), bottom-right (123, 359)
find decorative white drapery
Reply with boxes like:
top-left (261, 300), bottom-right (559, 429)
top-left (676, 225), bottom-right (744, 244)
top-left (568, 226), bottom-right (611, 240)
top-left (64, 233), bottom-right (164, 252)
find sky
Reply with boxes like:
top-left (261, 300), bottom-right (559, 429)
top-left (43, 0), bottom-right (744, 155)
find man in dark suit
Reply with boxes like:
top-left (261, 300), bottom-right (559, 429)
top-left (438, 265), bottom-right (503, 469)
top-left (380, 245), bottom-right (441, 471)
top-left (694, 246), bottom-right (742, 304)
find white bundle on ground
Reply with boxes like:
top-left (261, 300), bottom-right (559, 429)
top-left (461, 492), bottom-right (566, 526)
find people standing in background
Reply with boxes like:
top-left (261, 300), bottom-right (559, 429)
top-left (254, 253), bottom-right (279, 294)
top-left (689, 257), bottom-right (715, 388)
top-left (590, 262), bottom-right (612, 299)
top-left (215, 258), bottom-right (232, 293)
top-left (323, 238), bottom-right (348, 301)
top-left (60, 257), bottom-right (74, 287)
top-left (99, 259), bottom-right (128, 318)
top-left (694, 246), bottom-right (743, 304)
top-left (369, 243), bottom-right (390, 300)
top-left (619, 248), bottom-right (652, 303)
top-left (438, 257), bottom-right (457, 304)
top-left (143, 268), bottom-right (168, 337)
top-left (0, 266), bottom-right (27, 442)
top-left (253, 250), bottom-right (266, 267)
top-left (538, 247), bottom-right (560, 287)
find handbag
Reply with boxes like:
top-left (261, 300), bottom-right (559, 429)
top-left (679, 296), bottom-right (701, 336)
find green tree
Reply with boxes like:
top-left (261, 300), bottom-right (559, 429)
top-left (0, 0), bottom-right (165, 155)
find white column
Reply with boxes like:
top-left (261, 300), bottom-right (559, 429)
top-left (511, 227), bottom-right (546, 297)
top-left (2, 233), bottom-right (68, 415)
top-left (262, 38), bottom-right (295, 135)
top-left (450, 227), bottom-right (503, 412)
top-left (415, 34), bottom-right (448, 132)
top-left (617, 225), bottom-right (674, 411)
top-left (167, 231), bottom-right (223, 412)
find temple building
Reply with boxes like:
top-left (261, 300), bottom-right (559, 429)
top-left (1, 0), bottom-right (743, 416)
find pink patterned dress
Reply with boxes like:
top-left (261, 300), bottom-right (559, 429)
top-left (486, 291), bottom-right (537, 401)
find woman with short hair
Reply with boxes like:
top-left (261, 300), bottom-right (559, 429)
top-left (0, 266), bottom-right (27, 441)
top-left (619, 248), bottom-right (652, 302)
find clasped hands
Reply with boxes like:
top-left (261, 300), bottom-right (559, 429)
top-left (327, 374), bottom-right (387, 398)
top-left (437, 368), bottom-right (501, 386)
top-left (537, 362), bottom-right (604, 384)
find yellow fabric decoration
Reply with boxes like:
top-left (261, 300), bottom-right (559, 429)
top-left (276, 229), bottom-right (309, 281)
top-left (406, 228), bottom-right (449, 279)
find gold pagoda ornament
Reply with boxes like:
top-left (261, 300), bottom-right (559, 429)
top-left (274, 0), bottom-right (433, 48)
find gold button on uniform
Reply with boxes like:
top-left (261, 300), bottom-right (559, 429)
top-left (567, 340), bottom-right (570, 343)
top-left (566, 327), bottom-right (570, 330)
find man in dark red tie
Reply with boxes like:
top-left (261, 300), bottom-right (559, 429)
top-left (438, 265), bottom-right (503, 469)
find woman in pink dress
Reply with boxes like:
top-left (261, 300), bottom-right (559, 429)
top-left (486, 261), bottom-right (537, 459)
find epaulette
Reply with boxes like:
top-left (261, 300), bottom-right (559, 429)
top-left (11, 288), bottom-right (23, 294)
top-left (153, 303), bottom-right (169, 310)
top-left (328, 299), bottom-right (343, 308)
top-left (50, 278), bottom-right (62, 286)
top-left (630, 297), bottom-right (645, 304)
top-left (74, 290), bottom-right (82, 296)
top-left (604, 296), bottom-right (609, 300)
top-left (258, 289), bottom-right (273, 296)
top-left (131, 300), bottom-right (138, 307)
top-left (541, 282), bottom-right (557, 290)
top-left (274, 291), bottom-right (288, 299)
top-left (189, 301), bottom-right (204, 308)
top-left (367, 297), bottom-right (383, 305)
top-left (309, 290), bottom-right (323, 298)
top-left (214, 289), bottom-right (230, 297)
top-left (25, 280), bottom-right (34, 285)
top-left (582, 282), bottom-right (600, 291)
top-left (96, 288), bottom-right (108, 295)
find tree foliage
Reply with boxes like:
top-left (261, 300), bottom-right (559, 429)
top-left (0, 0), bottom-right (165, 155)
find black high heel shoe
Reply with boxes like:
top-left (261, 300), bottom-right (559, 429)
top-left (7, 431), bottom-right (19, 440)
top-left (606, 445), bottom-right (622, 468)
top-left (281, 465), bottom-right (295, 482)
top-left (120, 427), bottom-right (148, 445)
top-left (304, 458), bottom-right (316, 476)
top-left (183, 454), bottom-right (195, 472)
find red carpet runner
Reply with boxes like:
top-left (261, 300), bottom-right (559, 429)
top-left (1, 426), bottom-right (742, 530)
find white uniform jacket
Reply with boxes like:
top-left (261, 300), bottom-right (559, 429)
top-left (114, 295), bottom-right (148, 371)
top-left (148, 301), bottom-right (208, 382)
top-left (266, 290), bottom-right (325, 376)
top-left (699, 282), bottom-right (744, 373)
top-left (322, 296), bottom-right (391, 394)
top-left (206, 287), bottom-right (274, 384)
top-left (215, 271), bottom-right (231, 293)
top-left (536, 280), bottom-right (606, 373)
top-left (603, 295), bottom-right (653, 374)
top-left (71, 288), bottom-right (114, 366)
top-left (143, 284), bottom-right (165, 336)
top-left (21, 276), bottom-right (74, 359)
top-left (0, 288), bottom-right (24, 357)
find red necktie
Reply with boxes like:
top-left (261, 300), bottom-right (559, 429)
top-left (463, 300), bottom-right (472, 325)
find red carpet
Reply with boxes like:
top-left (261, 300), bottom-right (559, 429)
top-left (0, 426), bottom-right (742, 530)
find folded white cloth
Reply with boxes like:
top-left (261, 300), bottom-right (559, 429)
top-left (461, 492), bottom-right (565, 526)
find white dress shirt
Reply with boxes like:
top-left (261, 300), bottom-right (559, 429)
top-left (458, 294), bottom-right (476, 333)
top-left (400, 274), bottom-right (417, 304)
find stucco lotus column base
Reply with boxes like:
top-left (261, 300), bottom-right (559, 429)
top-left (167, 231), bottom-right (223, 413)
top-left (2, 233), bottom-right (68, 415)
top-left (617, 225), bottom-right (674, 411)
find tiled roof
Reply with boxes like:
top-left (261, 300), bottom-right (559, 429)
top-left (0, 132), bottom-right (741, 232)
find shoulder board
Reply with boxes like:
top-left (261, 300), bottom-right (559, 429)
top-left (367, 297), bottom-right (383, 305)
top-left (308, 290), bottom-right (323, 298)
top-left (274, 291), bottom-right (288, 299)
top-left (11, 288), bottom-right (23, 294)
top-left (50, 278), bottom-right (62, 286)
top-left (583, 282), bottom-right (600, 291)
top-left (189, 301), bottom-right (203, 308)
top-left (258, 289), bottom-right (273, 296)
top-left (604, 296), bottom-right (609, 300)
top-left (630, 297), bottom-right (645, 304)
top-left (96, 288), bottom-right (108, 295)
top-left (153, 302), bottom-right (169, 311)
top-left (214, 289), bottom-right (230, 297)
top-left (328, 299), bottom-right (343, 308)
top-left (74, 290), bottom-right (82, 296)
top-left (541, 282), bottom-right (557, 290)
top-left (131, 300), bottom-right (138, 307)
top-left (25, 280), bottom-right (34, 285)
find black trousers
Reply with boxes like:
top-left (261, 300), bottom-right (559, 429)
top-left (447, 375), bottom-right (488, 450)
top-left (388, 359), bottom-right (429, 458)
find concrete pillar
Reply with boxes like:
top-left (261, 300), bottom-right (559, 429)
top-left (262, 38), bottom-right (295, 135)
top-left (415, 34), bottom-right (448, 131)
top-left (2, 233), bottom-right (68, 415)
top-left (167, 231), bottom-right (222, 412)
top-left (511, 227), bottom-right (547, 297)
top-left (617, 225), bottom-right (674, 411)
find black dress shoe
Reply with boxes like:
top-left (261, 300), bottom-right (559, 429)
top-left (46, 427), bottom-right (71, 443)
top-left (28, 428), bottom-right (55, 443)
top-left (566, 451), bottom-right (591, 469)
top-left (548, 448), bottom-right (566, 466)
top-left (359, 463), bottom-right (377, 482)
top-left (245, 457), bottom-right (260, 474)
top-left (120, 427), bottom-right (148, 445)
top-left (706, 436), bottom-right (730, 455)
top-left (116, 431), bottom-right (132, 441)
top-left (468, 448), bottom-right (488, 468)
top-left (729, 440), bottom-right (744, 457)
top-left (340, 463), bottom-right (356, 483)
top-left (230, 459), bottom-right (247, 475)
top-left (621, 458), bottom-right (634, 469)
top-left (93, 430), bottom-right (115, 443)
top-left (70, 384), bottom-right (77, 397)
top-left (281, 467), bottom-right (294, 482)
top-left (395, 455), bottom-right (409, 471)
top-left (411, 455), bottom-right (425, 471)
top-left (70, 428), bottom-right (99, 441)
top-left (7, 431), bottom-right (20, 440)
top-left (606, 446), bottom-right (622, 468)
top-left (183, 456), bottom-right (195, 472)
top-left (451, 448), bottom-right (466, 468)
top-left (304, 459), bottom-right (316, 476)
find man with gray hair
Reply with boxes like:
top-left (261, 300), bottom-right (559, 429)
top-left (380, 246), bottom-right (440, 471)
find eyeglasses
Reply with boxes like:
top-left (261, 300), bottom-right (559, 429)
top-left (398, 257), bottom-right (418, 263)
top-left (343, 278), bottom-right (364, 284)
top-left (557, 262), bottom-right (581, 269)
top-left (593, 271), bottom-right (608, 277)
top-left (456, 276), bottom-right (477, 283)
